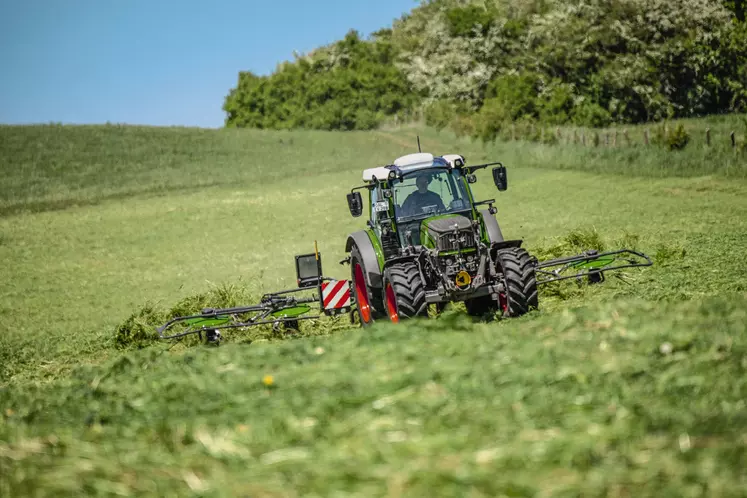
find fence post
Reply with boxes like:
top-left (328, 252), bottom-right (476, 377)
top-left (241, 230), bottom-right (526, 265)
top-left (644, 129), bottom-right (650, 146)
top-left (511, 124), bottom-right (516, 141)
top-left (573, 130), bottom-right (578, 144)
top-left (605, 132), bottom-right (609, 147)
top-left (705, 128), bottom-right (711, 147)
top-left (731, 131), bottom-right (736, 149)
top-left (623, 129), bottom-right (630, 146)
top-left (581, 133), bottom-right (586, 146)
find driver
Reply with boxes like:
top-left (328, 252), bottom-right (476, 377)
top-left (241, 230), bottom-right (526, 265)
top-left (401, 174), bottom-right (445, 216)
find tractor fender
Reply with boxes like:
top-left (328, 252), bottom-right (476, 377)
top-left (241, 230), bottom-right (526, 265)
top-left (479, 209), bottom-right (505, 244)
top-left (489, 239), bottom-right (524, 262)
top-left (346, 231), bottom-right (383, 289)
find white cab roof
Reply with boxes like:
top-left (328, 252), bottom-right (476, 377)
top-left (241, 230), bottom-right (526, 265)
top-left (393, 152), bottom-right (434, 168)
top-left (441, 154), bottom-right (465, 167)
top-left (362, 152), bottom-right (464, 183)
top-left (362, 166), bottom-right (392, 182)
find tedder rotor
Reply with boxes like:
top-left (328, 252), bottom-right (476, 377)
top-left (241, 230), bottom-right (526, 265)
top-left (156, 243), bottom-right (354, 344)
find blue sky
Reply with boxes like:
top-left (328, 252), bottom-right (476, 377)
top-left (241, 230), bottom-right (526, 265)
top-left (0, 0), bottom-right (416, 128)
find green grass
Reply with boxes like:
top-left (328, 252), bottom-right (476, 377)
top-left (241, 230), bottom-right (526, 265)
top-left (1, 123), bottom-right (746, 496)
top-left (2, 296), bottom-right (747, 496)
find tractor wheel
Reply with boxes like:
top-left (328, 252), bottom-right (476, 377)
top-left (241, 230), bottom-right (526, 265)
top-left (382, 262), bottom-right (428, 323)
top-left (494, 247), bottom-right (539, 317)
top-left (350, 246), bottom-right (384, 327)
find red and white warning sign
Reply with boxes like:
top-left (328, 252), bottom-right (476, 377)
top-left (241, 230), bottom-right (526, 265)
top-left (321, 280), bottom-right (351, 310)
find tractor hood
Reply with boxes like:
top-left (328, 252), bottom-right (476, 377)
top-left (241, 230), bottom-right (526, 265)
top-left (420, 215), bottom-right (475, 251)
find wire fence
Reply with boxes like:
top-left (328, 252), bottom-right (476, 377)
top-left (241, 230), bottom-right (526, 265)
top-left (515, 125), bottom-right (746, 154)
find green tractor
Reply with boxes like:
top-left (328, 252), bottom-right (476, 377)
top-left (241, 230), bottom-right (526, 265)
top-left (343, 151), bottom-right (537, 324)
top-left (342, 151), bottom-right (653, 325)
top-left (154, 151), bottom-right (652, 342)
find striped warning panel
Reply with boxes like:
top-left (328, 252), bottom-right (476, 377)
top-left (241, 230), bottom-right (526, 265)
top-left (321, 280), bottom-right (351, 310)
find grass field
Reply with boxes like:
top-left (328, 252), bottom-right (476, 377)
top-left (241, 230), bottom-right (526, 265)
top-left (1, 120), bottom-right (747, 496)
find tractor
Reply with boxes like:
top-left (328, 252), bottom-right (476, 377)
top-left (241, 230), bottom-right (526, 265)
top-left (155, 151), bottom-right (652, 343)
top-left (343, 151), bottom-right (538, 325)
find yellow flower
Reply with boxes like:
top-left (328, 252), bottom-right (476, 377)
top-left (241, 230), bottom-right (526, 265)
top-left (262, 375), bottom-right (274, 387)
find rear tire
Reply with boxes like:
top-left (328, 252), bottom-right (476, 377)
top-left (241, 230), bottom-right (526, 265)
top-left (350, 246), bottom-right (384, 327)
top-left (382, 262), bottom-right (428, 322)
top-left (494, 248), bottom-right (538, 317)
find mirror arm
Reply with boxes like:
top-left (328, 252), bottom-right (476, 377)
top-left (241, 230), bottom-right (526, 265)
top-left (464, 161), bottom-right (503, 173)
top-left (350, 185), bottom-right (371, 194)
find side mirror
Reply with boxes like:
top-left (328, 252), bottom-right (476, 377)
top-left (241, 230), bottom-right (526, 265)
top-left (492, 165), bottom-right (507, 191)
top-left (466, 174), bottom-right (477, 184)
top-left (346, 192), bottom-right (363, 217)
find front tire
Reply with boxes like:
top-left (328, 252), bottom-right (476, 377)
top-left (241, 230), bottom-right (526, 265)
top-left (382, 262), bottom-right (428, 322)
top-left (494, 247), bottom-right (539, 317)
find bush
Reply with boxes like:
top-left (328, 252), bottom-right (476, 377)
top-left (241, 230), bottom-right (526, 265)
top-left (666, 124), bottom-right (691, 151)
top-left (473, 98), bottom-right (508, 143)
top-left (484, 73), bottom-right (541, 122)
top-left (424, 100), bottom-right (455, 131)
top-left (223, 30), bottom-right (419, 131)
top-left (450, 113), bottom-right (477, 139)
top-left (444, 5), bottom-right (496, 37)
top-left (652, 122), bottom-right (691, 151)
top-left (537, 83), bottom-right (575, 125)
top-left (572, 101), bottom-right (613, 128)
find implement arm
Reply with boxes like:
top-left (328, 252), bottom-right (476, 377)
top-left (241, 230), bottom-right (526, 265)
top-left (535, 249), bottom-right (653, 285)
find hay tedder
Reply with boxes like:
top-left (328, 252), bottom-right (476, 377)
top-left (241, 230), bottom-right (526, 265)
top-left (157, 150), bottom-right (652, 343)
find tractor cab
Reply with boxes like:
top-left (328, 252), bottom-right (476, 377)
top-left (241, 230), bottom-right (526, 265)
top-left (390, 166), bottom-right (473, 246)
top-left (346, 151), bottom-right (511, 257)
top-left (357, 153), bottom-right (479, 246)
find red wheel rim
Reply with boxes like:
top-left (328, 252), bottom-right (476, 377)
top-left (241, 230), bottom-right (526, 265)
top-left (499, 292), bottom-right (508, 314)
top-left (385, 283), bottom-right (399, 323)
top-left (354, 263), bottom-right (371, 323)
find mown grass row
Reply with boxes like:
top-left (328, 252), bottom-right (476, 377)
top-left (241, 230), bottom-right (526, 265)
top-left (2, 293), bottom-right (746, 496)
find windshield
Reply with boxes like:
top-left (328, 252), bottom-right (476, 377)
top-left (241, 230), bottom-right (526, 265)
top-left (391, 168), bottom-right (472, 222)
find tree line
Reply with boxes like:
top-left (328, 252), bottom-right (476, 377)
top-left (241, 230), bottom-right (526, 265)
top-left (223, 0), bottom-right (747, 141)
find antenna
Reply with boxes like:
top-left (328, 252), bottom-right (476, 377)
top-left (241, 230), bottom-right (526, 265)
top-left (417, 136), bottom-right (421, 152)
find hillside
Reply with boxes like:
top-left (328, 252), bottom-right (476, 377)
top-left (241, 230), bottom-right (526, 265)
top-left (1, 123), bottom-right (747, 495)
